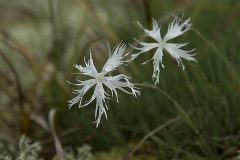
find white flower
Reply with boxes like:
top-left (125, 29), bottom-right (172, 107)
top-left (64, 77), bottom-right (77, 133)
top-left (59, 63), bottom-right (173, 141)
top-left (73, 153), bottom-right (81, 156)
top-left (130, 16), bottom-right (197, 84)
top-left (68, 43), bottom-right (140, 127)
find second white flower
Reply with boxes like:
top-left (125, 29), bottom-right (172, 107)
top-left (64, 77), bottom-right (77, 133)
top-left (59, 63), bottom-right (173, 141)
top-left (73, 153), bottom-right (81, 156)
top-left (130, 16), bottom-right (197, 84)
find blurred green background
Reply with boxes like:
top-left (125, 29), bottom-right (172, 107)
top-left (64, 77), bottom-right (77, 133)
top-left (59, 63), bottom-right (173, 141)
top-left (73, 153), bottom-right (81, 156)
top-left (0, 0), bottom-right (240, 159)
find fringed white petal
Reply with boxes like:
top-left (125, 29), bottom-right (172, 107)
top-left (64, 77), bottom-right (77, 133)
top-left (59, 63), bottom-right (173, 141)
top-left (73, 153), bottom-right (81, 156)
top-left (104, 74), bottom-right (140, 101)
top-left (137, 19), bottom-right (162, 42)
top-left (130, 42), bottom-right (158, 61)
top-left (163, 17), bottom-right (191, 42)
top-left (164, 43), bottom-right (197, 69)
top-left (68, 79), bottom-right (96, 109)
top-left (102, 43), bottom-right (128, 74)
top-left (74, 52), bottom-right (98, 77)
top-left (92, 83), bottom-right (108, 128)
top-left (152, 47), bottom-right (164, 85)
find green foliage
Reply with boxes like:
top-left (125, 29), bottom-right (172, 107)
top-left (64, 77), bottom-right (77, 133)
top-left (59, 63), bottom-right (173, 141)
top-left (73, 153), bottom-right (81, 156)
top-left (0, 0), bottom-right (240, 159)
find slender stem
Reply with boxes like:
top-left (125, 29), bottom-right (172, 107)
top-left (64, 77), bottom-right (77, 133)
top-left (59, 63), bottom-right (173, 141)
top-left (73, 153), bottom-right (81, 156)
top-left (201, 4), bottom-right (240, 54)
top-left (143, 0), bottom-right (152, 27)
top-left (49, 109), bottom-right (66, 160)
top-left (136, 82), bottom-right (198, 132)
top-left (124, 112), bottom-right (188, 160)
top-left (133, 82), bottom-right (213, 157)
top-left (0, 50), bottom-right (30, 133)
top-left (182, 70), bottom-right (198, 106)
top-left (76, 0), bottom-right (119, 43)
top-left (48, 0), bottom-right (56, 42)
top-left (0, 50), bottom-right (24, 111)
top-left (191, 27), bottom-right (240, 86)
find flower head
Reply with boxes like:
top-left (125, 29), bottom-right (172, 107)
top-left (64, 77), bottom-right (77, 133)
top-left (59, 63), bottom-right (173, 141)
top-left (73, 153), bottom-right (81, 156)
top-left (68, 43), bottom-right (140, 127)
top-left (130, 16), bottom-right (197, 84)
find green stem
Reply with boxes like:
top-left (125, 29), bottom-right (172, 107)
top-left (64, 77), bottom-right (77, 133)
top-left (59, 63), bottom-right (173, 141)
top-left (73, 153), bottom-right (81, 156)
top-left (134, 82), bottom-right (213, 158)
top-left (192, 27), bottom-right (240, 86)
top-left (136, 82), bottom-right (198, 132)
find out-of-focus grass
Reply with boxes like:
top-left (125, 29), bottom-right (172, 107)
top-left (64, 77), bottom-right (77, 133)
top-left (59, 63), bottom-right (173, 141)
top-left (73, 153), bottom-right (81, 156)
top-left (0, 0), bottom-right (240, 159)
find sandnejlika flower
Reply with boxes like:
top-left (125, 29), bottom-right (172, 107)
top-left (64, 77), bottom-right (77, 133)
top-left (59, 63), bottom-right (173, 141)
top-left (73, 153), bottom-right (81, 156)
top-left (130, 16), bottom-right (197, 84)
top-left (68, 43), bottom-right (140, 127)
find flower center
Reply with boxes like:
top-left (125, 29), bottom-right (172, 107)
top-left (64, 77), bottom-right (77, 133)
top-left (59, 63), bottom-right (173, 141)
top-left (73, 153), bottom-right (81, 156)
top-left (159, 41), bottom-right (166, 48)
top-left (96, 73), bottom-right (105, 82)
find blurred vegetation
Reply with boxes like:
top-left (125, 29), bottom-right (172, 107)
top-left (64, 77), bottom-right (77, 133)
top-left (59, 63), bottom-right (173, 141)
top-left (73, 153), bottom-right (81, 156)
top-left (0, 0), bottom-right (240, 159)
